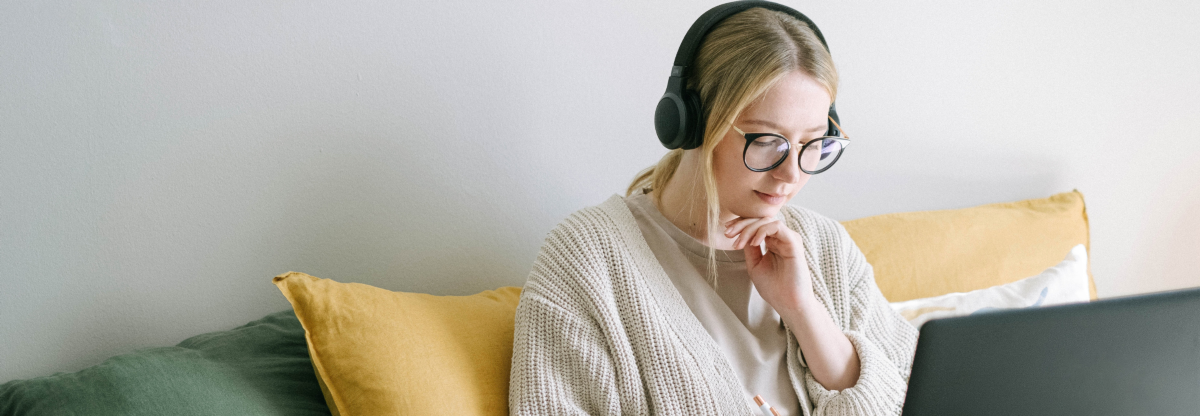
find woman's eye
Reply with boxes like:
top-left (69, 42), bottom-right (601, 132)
top-left (752, 137), bottom-right (784, 148)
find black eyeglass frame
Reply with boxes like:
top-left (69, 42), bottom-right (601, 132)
top-left (731, 116), bottom-right (851, 174)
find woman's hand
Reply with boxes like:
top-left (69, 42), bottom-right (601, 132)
top-left (723, 216), bottom-right (813, 310)
top-left (724, 215), bottom-right (862, 390)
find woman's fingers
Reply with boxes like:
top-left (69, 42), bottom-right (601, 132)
top-left (729, 218), bottom-right (760, 248)
top-left (725, 217), bottom-right (800, 256)
top-left (723, 217), bottom-right (756, 237)
top-left (740, 220), bottom-right (775, 249)
top-left (746, 221), bottom-right (800, 258)
top-left (734, 217), bottom-right (780, 249)
top-left (749, 220), bottom-right (781, 249)
top-left (724, 218), bottom-right (752, 243)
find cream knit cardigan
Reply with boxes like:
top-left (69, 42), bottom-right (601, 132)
top-left (509, 194), bottom-right (918, 416)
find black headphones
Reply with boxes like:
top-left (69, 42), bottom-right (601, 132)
top-left (654, 0), bottom-right (840, 150)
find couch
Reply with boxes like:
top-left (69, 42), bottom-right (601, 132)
top-left (0, 190), bottom-right (1094, 416)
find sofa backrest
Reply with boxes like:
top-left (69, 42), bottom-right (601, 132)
top-left (841, 190), bottom-right (1095, 303)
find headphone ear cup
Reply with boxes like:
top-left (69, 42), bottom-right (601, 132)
top-left (655, 93), bottom-right (687, 150)
top-left (679, 89), bottom-right (706, 150)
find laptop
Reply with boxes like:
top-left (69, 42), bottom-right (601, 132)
top-left (900, 285), bottom-right (1200, 415)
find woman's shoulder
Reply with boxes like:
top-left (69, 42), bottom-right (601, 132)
top-left (542, 194), bottom-right (631, 248)
top-left (529, 195), bottom-right (635, 273)
top-left (522, 194), bottom-right (637, 308)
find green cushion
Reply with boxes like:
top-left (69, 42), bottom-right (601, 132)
top-left (0, 310), bottom-right (331, 416)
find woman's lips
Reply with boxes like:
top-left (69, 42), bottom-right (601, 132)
top-left (755, 191), bottom-right (785, 205)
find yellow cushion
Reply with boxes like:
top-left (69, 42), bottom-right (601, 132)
top-left (273, 271), bottom-right (522, 416)
top-left (840, 190), bottom-right (1097, 303)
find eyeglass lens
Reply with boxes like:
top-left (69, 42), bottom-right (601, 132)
top-left (745, 135), bottom-right (845, 173)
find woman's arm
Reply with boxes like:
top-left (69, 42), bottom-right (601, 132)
top-left (510, 285), bottom-right (626, 416)
top-left (726, 215), bottom-right (863, 390)
top-left (729, 211), bottom-right (918, 415)
top-left (797, 222), bottom-right (919, 416)
top-left (509, 216), bottom-right (651, 416)
top-left (776, 291), bottom-right (861, 391)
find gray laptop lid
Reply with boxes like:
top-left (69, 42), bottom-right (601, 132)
top-left (901, 286), bottom-right (1200, 416)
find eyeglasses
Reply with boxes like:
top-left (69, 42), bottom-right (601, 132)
top-left (731, 116), bottom-right (851, 174)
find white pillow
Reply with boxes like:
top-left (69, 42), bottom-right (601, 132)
top-left (889, 244), bottom-right (1091, 328)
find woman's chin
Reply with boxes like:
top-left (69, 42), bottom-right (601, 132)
top-left (732, 204), bottom-right (781, 220)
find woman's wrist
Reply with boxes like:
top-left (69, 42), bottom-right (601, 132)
top-left (777, 291), bottom-right (862, 390)
top-left (777, 291), bottom-right (823, 331)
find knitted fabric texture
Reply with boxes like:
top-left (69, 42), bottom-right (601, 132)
top-left (509, 194), bottom-right (918, 416)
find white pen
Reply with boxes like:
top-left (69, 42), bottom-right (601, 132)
top-left (753, 395), bottom-right (781, 416)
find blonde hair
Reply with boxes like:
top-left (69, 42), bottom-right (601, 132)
top-left (626, 7), bottom-right (838, 285)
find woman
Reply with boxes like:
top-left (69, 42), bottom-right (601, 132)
top-left (509, 3), bottom-right (917, 415)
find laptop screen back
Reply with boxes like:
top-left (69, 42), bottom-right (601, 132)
top-left (901, 286), bottom-right (1200, 416)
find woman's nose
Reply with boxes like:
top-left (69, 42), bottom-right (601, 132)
top-left (772, 148), bottom-right (804, 183)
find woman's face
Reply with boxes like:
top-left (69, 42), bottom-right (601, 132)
top-left (712, 70), bottom-right (833, 220)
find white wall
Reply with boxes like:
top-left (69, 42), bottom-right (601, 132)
top-left (2, 0), bottom-right (1198, 382)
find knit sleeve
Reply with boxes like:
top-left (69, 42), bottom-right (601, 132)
top-left (508, 213), bottom-right (645, 416)
top-left (509, 286), bottom-right (624, 416)
top-left (802, 222), bottom-right (919, 416)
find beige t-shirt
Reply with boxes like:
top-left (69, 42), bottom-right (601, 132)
top-left (624, 190), bottom-right (800, 416)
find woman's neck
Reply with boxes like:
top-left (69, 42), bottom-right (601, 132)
top-left (651, 153), bottom-right (739, 250)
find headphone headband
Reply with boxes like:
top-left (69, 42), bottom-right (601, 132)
top-left (671, 1), bottom-right (830, 73)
